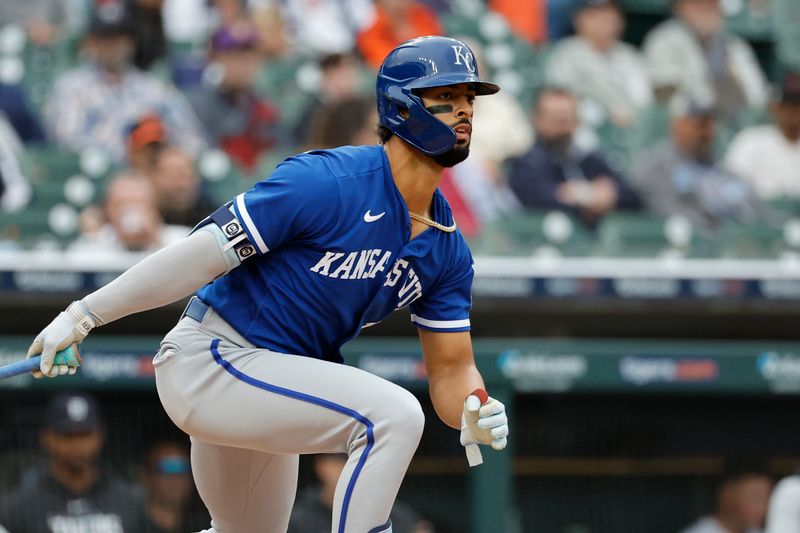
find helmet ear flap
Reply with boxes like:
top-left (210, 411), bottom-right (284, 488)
top-left (381, 84), bottom-right (456, 156)
top-left (382, 84), bottom-right (413, 126)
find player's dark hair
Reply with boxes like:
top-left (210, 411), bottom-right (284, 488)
top-left (377, 124), bottom-right (393, 145)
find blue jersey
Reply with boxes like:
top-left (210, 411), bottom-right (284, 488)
top-left (197, 145), bottom-right (474, 363)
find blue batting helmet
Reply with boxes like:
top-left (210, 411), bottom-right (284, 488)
top-left (376, 36), bottom-right (500, 156)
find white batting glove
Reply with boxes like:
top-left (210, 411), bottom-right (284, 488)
top-left (460, 389), bottom-right (509, 465)
top-left (26, 301), bottom-right (95, 378)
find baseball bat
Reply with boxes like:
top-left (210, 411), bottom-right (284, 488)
top-left (0, 346), bottom-right (77, 380)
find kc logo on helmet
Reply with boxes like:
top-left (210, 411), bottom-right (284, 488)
top-left (451, 46), bottom-right (475, 73)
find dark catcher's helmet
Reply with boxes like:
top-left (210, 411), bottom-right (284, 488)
top-left (376, 36), bottom-right (500, 156)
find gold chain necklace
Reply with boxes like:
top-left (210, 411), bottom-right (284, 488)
top-left (408, 210), bottom-right (457, 233)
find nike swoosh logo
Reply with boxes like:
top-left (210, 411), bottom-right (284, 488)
top-left (364, 210), bottom-right (386, 223)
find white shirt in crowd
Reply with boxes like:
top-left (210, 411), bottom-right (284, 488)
top-left (254, 0), bottom-right (375, 55)
top-left (725, 125), bottom-right (800, 200)
top-left (0, 113), bottom-right (31, 212)
top-left (644, 19), bottom-right (767, 110)
top-left (546, 36), bottom-right (653, 120)
top-left (766, 475), bottom-right (800, 533)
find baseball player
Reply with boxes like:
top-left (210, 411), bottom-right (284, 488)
top-left (27, 36), bottom-right (509, 533)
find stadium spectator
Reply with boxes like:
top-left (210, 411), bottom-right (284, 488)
top-left (766, 473), bottom-right (800, 533)
top-left (141, 441), bottom-right (208, 532)
top-left (129, 0), bottom-right (167, 71)
top-left (124, 116), bottom-right (215, 226)
top-left (0, 84), bottom-right (45, 144)
top-left (631, 94), bottom-right (761, 231)
top-left (0, 115), bottom-right (32, 213)
top-left (294, 52), bottom-right (366, 147)
top-left (467, 39), bottom-right (534, 168)
top-left (0, 0), bottom-right (66, 45)
top-left (147, 147), bottom-right (216, 227)
top-left (187, 22), bottom-right (281, 173)
top-left (126, 114), bottom-right (167, 175)
top-left (545, 0), bottom-right (653, 128)
top-left (288, 454), bottom-right (435, 533)
top-left (70, 172), bottom-right (188, 253)
top-left (643, 0), bottom-right (768, 122)
top-left (490, 0), bottom-right (547, 45)
top-left (725, 72), bottom-right (800, 200)
top-left (357, 0), bottom-right (443, 70)
top-left (306, 95), bottom-right (377, 150)
top-left (251, 2), bottom-right (290, 59)
top-left (679, 463), bottom-right (772, 533)
top-left (547, 0), bottom-right (580, 40)
top-left (43, 1), bottom-right (206, 164)
top-left (0, 392), bottom-right (148, 532)
top-left (270, 0), bottom-right (375, 56)
top-left (507, 87), bottom-right (641, 227)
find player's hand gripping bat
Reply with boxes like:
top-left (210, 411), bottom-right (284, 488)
top-left (460, 388), bottom-right (509, 467)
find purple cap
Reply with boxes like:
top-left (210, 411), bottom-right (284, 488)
top-left (210, 23), bottom-right (258, 52)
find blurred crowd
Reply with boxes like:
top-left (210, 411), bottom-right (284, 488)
top-left (0, 394), bottom-right (798, 533)
top-left (0, 392), bottom-right (435, 533)
top-left (0, 0), bottom-right (799, 256)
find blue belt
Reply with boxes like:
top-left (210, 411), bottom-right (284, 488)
top-left (182, 297), bottom-right (210, 323)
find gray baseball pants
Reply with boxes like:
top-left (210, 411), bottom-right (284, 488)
top-left (153, 302), bottom-right (425, 533)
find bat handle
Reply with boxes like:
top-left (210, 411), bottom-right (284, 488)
top-left (0, 346), bottom-right (80, 380)
top-left (0, 356), bottom-right (41, 380)
top-left (465, 443), bottom-right (483, 467)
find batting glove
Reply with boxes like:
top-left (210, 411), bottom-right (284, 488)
top-left (26, 301), bottom-right (95, 378)
top-left (460, 389), bottom-right (509, 452)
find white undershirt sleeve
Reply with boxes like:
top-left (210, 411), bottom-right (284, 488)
top-left (82, 226), bottom-right (231, 325)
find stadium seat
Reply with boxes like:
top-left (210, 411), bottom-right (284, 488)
top-left (598, 213), bottom-right (719, 258)
top-left (197, 149), bottom-right (250, 204)
top-left (766, 199), bottom-right (800, 220)
top-left (473, 210), bottom-right (597, 256)
top-left (20, 37), bottom-right (80, 114)
top-left (724, 3), bottom-right (773, 42)
top-left (771, 0), bottom-right (800, 71)
top-left (598, 213), bottom-right (671, 257)
top-left (718, 221), bottom-right (788, 258)
top-left (0, 147), bottom-right (112, 247)
top-left (254, 55), bottom-right (317, 136)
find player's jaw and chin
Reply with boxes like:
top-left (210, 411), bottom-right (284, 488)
top-left (425, 115), bottom-right (472, 168)
top-left (430, 134), bottom-right (471, 168)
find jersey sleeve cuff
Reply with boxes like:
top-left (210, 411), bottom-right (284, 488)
top-left (233, 193), bottom-right (270, 254)
top-left (410, 314), bottom-right (471, 332)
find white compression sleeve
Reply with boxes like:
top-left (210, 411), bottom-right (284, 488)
top-left (82, 227), bottom-right (233, 326)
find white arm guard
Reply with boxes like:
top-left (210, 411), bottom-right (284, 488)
top-left (82, 225), bottom-right (234, 325)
